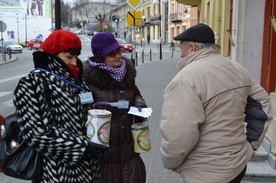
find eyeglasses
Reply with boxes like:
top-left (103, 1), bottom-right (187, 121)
top-left (107, 49), bottom-right (122, 57)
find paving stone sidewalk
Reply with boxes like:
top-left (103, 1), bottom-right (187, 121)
top-left (136, 58), bottom-right (275, 183)
top-left (137, 58), bottom-right (184, 183)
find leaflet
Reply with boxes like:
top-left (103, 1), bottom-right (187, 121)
top-left (127, 106), bottom-right (153, 118)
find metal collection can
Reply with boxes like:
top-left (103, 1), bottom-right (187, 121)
top-left (0, 125), bottom-right (4, 138)
top-left (0, 114), bottom-right (4, 139)
top-left (86, 109), bottom-right (111, 146)
top-left (131, 122), bottom-right (151, 153)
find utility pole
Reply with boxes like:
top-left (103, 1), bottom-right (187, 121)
top-left (25, 13), bottom-right (28, 45)
top-left (16, 18), bottom-right (20, 43)
top-left (55, 0), bottom-right (61, 30)
top-left (158, 0), bottom-right (162, 60)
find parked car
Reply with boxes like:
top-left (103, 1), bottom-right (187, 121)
top-left (4, 41), bottom-right (23, 53)
top-left (74, 29), bottom-right (86, 35)
top-left (87, 30), bottom-right (94, 36)
top-left (63, 26), bottom-right (70, 31)
top-left (116, 38), bottom-right (134, 52)
top-left (27, 39), bottom-right (43, 50)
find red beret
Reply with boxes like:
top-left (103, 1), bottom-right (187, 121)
top-left (42, 30), bottom-right (82, 54)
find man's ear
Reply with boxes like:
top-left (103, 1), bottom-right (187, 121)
top-left (190, 43), bottom-right (197, 52)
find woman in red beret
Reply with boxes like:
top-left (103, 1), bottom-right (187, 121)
top-left (83, 32), bottom-right (148, 183)
top-left (13, 30), bottom-right (108, 183)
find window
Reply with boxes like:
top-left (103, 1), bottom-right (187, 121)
top-left (171, 3), bottom-right (175, 14)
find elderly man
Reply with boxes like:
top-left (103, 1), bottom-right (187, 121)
top-left (160, 23), bottom-right (272, 183)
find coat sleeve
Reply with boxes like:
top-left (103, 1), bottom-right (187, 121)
top-left (160, 79), bottom-right (205, 170)
top-left (245, 79), bottom-right (273, 150)
top-left (13, 72), bottom-right (89, 166)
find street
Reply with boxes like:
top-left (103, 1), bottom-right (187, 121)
top-left (0, 49), bottom-right (33, 116)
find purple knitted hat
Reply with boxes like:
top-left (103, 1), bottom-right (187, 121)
top-left (91, 32), bottom-right (122, 57)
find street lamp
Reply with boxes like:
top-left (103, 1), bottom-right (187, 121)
top-left (115, 19), bottom-right (118, 36)
top-left (55, 0), bottom-right (61, 30)
top-left (16, 18), bottom-right (20, 43)
top-left (142, 15), bottom-right (146, 49)
top-left (153, 0), bottom-right (168, 60)
top-left (23, 13), bottom-right (28, 46)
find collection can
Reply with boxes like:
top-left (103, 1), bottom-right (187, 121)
top-left (131, 122), bottom-right (151, 153)
top-left (86, 109), bottom-right (111, 146)
top-left (0, 125), bottom-right (4, 139)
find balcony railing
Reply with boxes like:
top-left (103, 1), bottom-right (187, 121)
top-left (170, 13), bottom-right (182, 22)
top-left (150, 15), bottom-right (161, 22)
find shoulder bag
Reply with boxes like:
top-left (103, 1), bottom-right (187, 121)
top-left (0, 112), bottom-right (42, 180)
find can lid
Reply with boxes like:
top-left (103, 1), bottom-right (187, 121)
top-left (88, 109), bottom-right (111, 118)
top-left (131, 122), bottom-right (148, 129)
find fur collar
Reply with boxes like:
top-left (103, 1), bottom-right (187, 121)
top-left (32, 51), bottom-right (84, 83)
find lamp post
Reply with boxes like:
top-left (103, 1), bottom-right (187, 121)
top-left (142, 15), bottom-right (146, 49)
top-left (16, 17), bottom-right (20, 43)
top-left (153, 0), bottom-right (162, 59)
top-left (153, 0), bottom-right (168, 59)
top-left (55, 0), bottom-right (61, 30)
top-left (163, 0), bottom-right (168, 44)
top-left (24, 13), bottom-right (28, 46)
top-left (115, 19), bottom-right (118, 36)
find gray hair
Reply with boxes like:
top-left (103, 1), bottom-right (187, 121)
top-left (181, 41), bottom-right (220, 50)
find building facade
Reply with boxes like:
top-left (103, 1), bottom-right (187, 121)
top-left (71, 1), bottom-right (115, 31)
top-left (125, 0), bottom-right (198, 45)
top-left (109, 3), bottom-right (131, 39)
top-left (168, 1), bottom-right (198, 43)
top-left (0, 0), bottom-right (52, 44)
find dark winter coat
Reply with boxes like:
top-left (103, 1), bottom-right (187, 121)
top-left (13, 51), bottom-right (101, 183)
top-left (83, 57), bottom-right (147, 183)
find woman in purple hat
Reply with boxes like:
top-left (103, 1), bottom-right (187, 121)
top-left (83, 32), bottom-right (147, 183)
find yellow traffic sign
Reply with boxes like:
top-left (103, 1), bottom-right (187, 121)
top-left (127, 0), bottom-right (143, 10)
top-left (127, 11), bottom-right (142, 26)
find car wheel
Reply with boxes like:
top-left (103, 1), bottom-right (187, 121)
top-left (28, 46), bottom-right (32, 50)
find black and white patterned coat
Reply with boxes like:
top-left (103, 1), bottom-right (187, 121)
top-left (13, 51), bottom-right (100, 183)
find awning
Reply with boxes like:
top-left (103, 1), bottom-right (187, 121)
top-left (175, 0), bottom-right (200, 6)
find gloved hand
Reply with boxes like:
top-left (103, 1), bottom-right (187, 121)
top-left (137, 106), bottom-right (142, 112)
top-left (94, 102), bottom-right (111, 109)
top-left (86, 141), bottom-right (109, 155)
